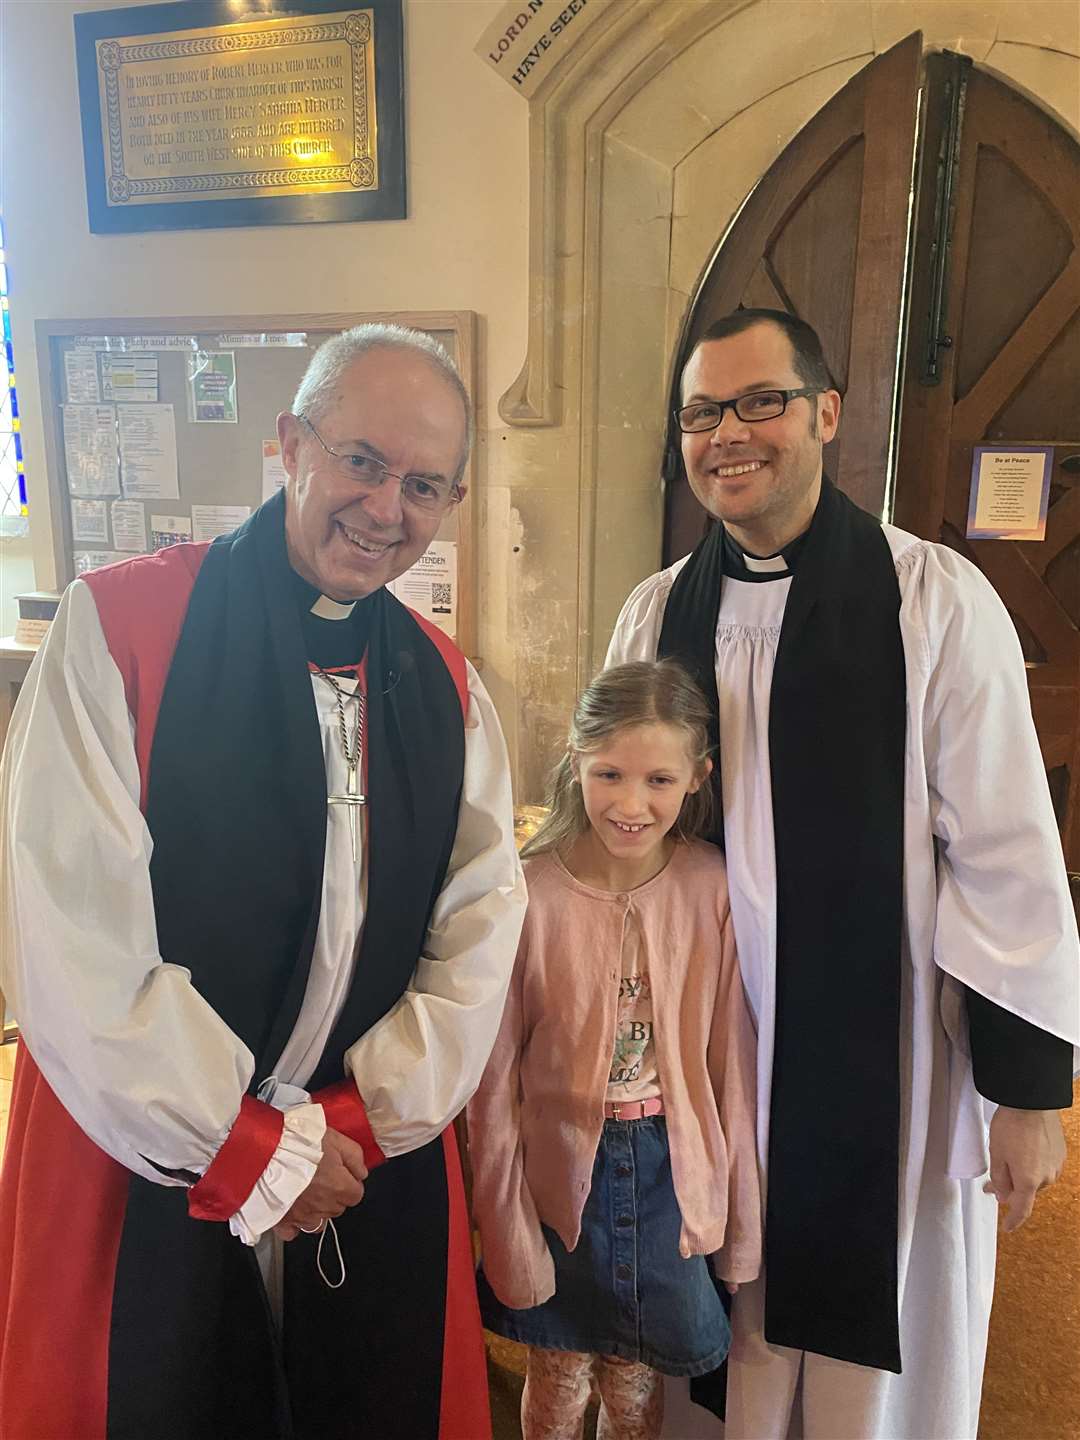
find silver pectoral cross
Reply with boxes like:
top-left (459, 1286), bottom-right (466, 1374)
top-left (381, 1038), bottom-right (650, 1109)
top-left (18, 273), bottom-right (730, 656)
top-left (329, 763), bottom-right (366, 864)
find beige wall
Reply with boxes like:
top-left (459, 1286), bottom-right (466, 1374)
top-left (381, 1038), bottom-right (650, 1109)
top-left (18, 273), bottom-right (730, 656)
top-left (0, 539), bottom-right (34, 637)
top-left (2, 0), bottom-right (1078, 796)
top-left (0, 0), bottom-right (530, 751)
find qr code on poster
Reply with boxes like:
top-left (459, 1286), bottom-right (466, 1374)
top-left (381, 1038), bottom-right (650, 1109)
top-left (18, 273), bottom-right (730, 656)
top-left (431, 583), bottom-right (452, 612)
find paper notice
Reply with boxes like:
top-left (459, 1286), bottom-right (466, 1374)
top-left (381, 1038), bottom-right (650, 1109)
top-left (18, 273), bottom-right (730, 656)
top-left (475, 0), bottom-right (609, 99)
top-left (73, 550), bottom-right (126, 576)
top-left (101, 353), bottom-right (159, 404)
top-left (261, 439), bottom-right (289, 501)
top-left (63, 405), bottom-right (119, 496)
top-left (188, 351), bottom-right (238, 423)
top-left (191, 504), bottom-right (250, 542)
top-left (389, 540), bottom-right (457, 637)
top-left (74, 335), bottom-right (197, 352)
top-left (150, 514), bottom-right (193, 551)
top-left (12, 617), bottom-right (51, 648)
top-left (216, 333), bottom-right (307, 348)
top-left (71, 498), bottom-right (109, 544)
top-left (966, 446), bottom-right (1054, 541)
top-left (64, 350), bottom-right (100, 404)
top-left (118, 404), bottom-right (179, 500)
top-left (111, 500), bottom-right (149, 553)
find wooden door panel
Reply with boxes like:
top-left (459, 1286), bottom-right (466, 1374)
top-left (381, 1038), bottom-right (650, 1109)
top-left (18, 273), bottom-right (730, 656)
top-left (663, 33), bottom-right (922, 563)
top-left (955, 147), bottom-right (1073, 398)
top-left (1032, 687), bottom-right (1076, 762)
top-left (971, 540), bottom-right (1077, 679)
top-left (952, 265), bottom-right (1080, 437)
top-left (894, 61), bottom-right (1080, 864)
top-left (1033, 481), bottom-right (1080, 574)
top-left (764, 137), bottom-right (865, 392)
top-left (740, 261), bottom-right (791, 312)
top-left (992, 310), bottom-right (1080, 440)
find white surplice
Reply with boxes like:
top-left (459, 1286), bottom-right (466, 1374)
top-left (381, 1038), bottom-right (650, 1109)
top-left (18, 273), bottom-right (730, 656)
top-left (0, 577), bottom-right (526, 1241)
top-left (607, 524), bottom-right (1080, 1440)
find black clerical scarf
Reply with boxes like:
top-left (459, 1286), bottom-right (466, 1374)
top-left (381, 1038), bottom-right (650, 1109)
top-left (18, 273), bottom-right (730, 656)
top-left (660, 478), bottom-right (907, 1374)
top-left (145, 489), bottom-right (465, 1085)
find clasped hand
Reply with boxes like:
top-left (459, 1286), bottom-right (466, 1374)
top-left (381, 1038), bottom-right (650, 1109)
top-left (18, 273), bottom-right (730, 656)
top-left (274, 1127), bottom-right (368, 1242)
top-left (984, 1106), bottom-right (1066, 1232)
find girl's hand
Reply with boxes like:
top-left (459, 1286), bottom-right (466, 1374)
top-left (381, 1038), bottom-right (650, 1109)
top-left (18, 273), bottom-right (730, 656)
top-left (724, 1282), bottom-right (739, 1295)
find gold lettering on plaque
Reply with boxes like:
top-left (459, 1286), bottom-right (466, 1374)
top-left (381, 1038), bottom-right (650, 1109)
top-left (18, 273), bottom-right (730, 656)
top-left (95, 11), bottom-right (377, 206)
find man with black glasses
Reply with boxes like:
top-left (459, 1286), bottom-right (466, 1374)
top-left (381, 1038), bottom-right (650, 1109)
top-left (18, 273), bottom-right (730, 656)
top-left (607, 308), bottom-right (1077, 1439)
top-left (0, 324), bottom-right (526, 1440)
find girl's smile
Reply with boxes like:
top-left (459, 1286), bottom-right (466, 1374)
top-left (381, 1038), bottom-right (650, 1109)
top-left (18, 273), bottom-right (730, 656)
top-left (569, 722), bottom-right (710, 891)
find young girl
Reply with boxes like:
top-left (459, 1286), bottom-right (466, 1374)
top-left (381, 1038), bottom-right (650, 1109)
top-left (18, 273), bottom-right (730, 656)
top-left (468, 660), bottom-right (760, 1440)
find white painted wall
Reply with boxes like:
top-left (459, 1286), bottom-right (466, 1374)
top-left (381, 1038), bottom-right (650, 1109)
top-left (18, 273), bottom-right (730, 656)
top-left (0, 536), bottom-right (34, 636)
top-left (0, 0), bottom-right (530, 612)
top-left (3, 0), bottom-right (1077, 783)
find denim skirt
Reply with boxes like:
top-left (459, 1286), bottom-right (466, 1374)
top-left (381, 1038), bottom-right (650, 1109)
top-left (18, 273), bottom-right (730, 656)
top-left (477, 1116), bottom-right (731, 1377)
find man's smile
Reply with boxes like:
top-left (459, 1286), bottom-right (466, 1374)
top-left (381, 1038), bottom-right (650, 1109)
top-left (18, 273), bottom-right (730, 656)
top-left (707, 459), bottom-right (768, 478)
top-left (336, 520), bottom-right (397, 557)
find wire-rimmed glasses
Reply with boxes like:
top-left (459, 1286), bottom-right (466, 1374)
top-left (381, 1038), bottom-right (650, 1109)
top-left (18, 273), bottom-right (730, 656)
top-left (299, 414), bottom-right (461, 515)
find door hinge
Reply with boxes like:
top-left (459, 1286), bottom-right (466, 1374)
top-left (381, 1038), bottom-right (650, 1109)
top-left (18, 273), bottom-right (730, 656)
top-left (921, 52), bottom-right (973, 385)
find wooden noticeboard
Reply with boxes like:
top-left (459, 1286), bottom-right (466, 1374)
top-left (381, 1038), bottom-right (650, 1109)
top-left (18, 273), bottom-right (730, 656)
top-left (35, 310), bottom-right (478, 658)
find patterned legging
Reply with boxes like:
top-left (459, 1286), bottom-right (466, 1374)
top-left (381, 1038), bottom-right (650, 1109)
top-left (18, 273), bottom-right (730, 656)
top-left (521, 1346), bottom-right (664, 1440)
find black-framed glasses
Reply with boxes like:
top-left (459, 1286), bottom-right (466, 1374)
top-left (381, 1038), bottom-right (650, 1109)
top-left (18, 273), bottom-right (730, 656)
top-left (298, 414), bottom-right (461, 515)
top-left (674, 387), bottom-right (823, 433)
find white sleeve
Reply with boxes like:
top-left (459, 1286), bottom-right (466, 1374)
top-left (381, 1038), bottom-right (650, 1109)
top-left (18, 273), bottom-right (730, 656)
top-left (604, 567), bottom-right (676, 668)
top-left (342, 660), bottom-right (527, 1156)
top-left (918, 544), bottom-right (1080, 1048)
top-left (0, 580), bottom-right (323, 1225)
top-left (230, 1083), bottom-right (325, 1245)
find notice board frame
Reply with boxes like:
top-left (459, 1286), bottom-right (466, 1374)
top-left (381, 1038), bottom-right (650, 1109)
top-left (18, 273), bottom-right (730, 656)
top-left (35, 309), bottom-right (479, 659)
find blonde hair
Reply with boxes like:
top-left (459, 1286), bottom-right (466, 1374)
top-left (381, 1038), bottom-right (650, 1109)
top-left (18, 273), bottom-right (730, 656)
top-left (522, 660), bottom-right (716, 859)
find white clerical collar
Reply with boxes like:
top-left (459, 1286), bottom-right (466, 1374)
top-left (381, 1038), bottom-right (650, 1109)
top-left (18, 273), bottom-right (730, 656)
top-left (742, 552), bottom-right (790, 574)
top-left (310, 594), bottom-right (357, 621)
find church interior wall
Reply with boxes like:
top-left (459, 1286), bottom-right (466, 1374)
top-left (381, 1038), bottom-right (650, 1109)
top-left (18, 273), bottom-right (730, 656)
top-left (0, 2), bottom-right (1078, 1434)
top-left (0, 0), bottom-right (530, 742)
top-left (493, 0), bottom-right (1079, 801)
top-left (2, 0), bottom-right (1078, 793)
top-left (0, 540), bottom-right (32, 638)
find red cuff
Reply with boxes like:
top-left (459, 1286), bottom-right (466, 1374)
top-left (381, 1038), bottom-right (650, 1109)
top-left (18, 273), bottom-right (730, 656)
top-left (188, 1095), bottom-right (285, 1222)
top-left (312, 1079), bottom-right (387, 1171)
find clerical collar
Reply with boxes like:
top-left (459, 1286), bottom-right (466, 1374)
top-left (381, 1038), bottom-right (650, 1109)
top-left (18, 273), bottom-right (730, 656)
top-left (720, 525), bottom-right (809, 582)
top-left (289, 565), bottom-right (372, 670)
top-left (743, 551), bottom-right (789, 574)
top-left (310, 593), bottom-right (357, 620)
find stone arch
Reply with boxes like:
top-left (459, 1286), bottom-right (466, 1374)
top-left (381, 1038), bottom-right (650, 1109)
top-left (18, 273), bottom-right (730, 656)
top-left (495, 0), bottom-right (1079, 799)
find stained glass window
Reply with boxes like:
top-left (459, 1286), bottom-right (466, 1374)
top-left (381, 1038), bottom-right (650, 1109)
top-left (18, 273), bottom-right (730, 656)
top-left (0, 217), bottom-right (28, 536)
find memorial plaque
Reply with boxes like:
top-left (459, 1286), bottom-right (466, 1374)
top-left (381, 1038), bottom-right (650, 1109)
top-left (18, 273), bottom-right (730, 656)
top-left (74, 0), bottom-right (404, 233)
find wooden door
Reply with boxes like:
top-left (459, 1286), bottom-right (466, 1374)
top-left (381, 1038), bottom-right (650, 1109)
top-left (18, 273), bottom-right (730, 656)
top-left (894, 58), bottom-right (1080, 868)
top-left (670, 42), bottom-right (1080, 872)
top-left (664, 33), bottom-right (922, 560)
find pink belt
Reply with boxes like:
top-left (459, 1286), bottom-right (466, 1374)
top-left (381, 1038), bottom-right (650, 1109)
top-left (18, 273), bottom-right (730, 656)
top-left (603, 1097), bottom-right (664, 1121)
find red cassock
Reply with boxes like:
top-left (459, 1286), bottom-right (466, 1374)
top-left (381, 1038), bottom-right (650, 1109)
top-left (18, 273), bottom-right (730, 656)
top-left (0, 532), bottom-right (493, 1440)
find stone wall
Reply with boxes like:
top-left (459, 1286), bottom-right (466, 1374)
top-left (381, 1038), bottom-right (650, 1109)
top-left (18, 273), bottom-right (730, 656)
top-left (493, 0), bottom-right (1079, 799)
